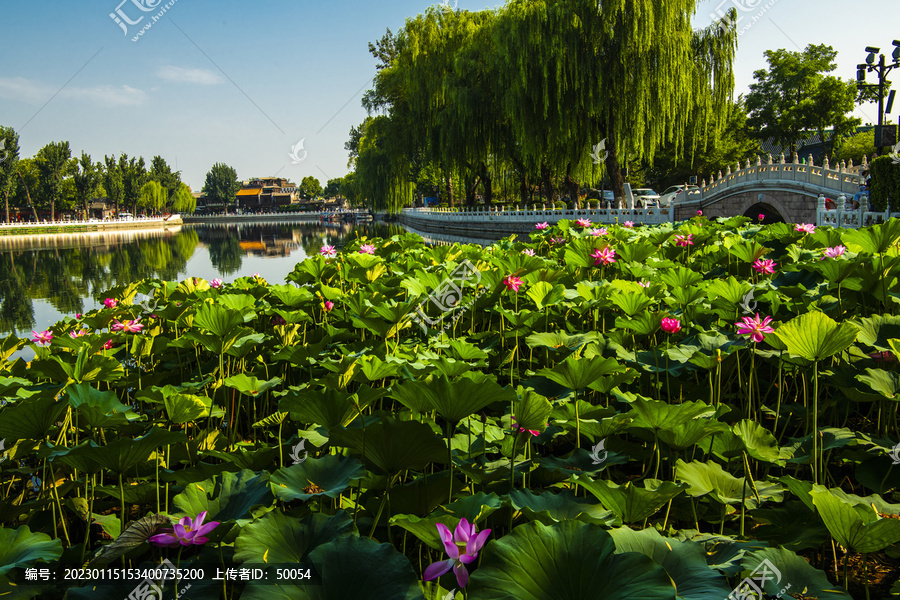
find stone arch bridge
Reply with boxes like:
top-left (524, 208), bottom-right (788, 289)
top-left (672, 154), bottom-right (864, 224)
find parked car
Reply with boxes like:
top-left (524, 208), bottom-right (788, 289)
top-left (601, 190), bottom-right (615, 207)
top-left (658, 185), bottom-right (700, 207)
top-left (631, 188), bottom-right (660, 208)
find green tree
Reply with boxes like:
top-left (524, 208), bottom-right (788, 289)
top-left (746, 44), bottom-right (860, 160)
top-left (323, 177), bottom-right (343, 198)
top-left (139, 180), bottom-right (167, 214)
top-left (0, 126), bottom-right (20, 223)
top-left (11, 158), bottom-right (40, 222)
top-left (203, 163), bottom-right (240, 211)
top-left (72, 152), bottom-right (102, 220)
top-left (299, 176), bottom-right (323, 199)
top-left (35, 141), bottom-right (72, 221)
top-left (834, 130), bottom-right (876, 165)
top-left (119, 154), bottom-right (147, 215)
top-left (104, 155), bottom-right (125, 215)
top-left (149, 156), bottom-right (181, 203)
top-left (171, 182), bottom-right (196, 214)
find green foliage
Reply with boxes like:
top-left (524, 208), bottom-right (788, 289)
top-left (203, 162), bottom-right (240, 207)
top-left (869, 155), bottom-right (900, 212)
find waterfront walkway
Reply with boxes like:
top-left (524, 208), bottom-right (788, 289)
top-left (0, 215), bottom-right (183, 236)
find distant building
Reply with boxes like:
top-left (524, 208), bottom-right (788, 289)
top-left (237, 177), bottom-right (299, 211)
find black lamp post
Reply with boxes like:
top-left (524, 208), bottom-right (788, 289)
top-left (857, 41), bottom-right (900, 153)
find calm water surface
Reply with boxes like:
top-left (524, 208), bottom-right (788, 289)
top-left (0, 220), bottom-right (473, 340)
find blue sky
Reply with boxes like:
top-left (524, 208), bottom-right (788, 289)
top-left (0, 0), bottom-right (895, 190)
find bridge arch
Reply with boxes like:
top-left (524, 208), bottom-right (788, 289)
top-left (741, 194), bottom-right (790, 224)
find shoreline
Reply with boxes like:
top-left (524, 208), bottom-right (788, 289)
top-left (0, 216), bottom-right (184, 237)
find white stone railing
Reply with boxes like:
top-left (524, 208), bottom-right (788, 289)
top-left (815, 195), bottom-right (900, 229)
top-left (700, 154), bottom-right (864, 201)
top-left (402, 204), bottom-right (674, 226)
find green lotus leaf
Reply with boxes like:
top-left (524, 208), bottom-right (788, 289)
top-left (286, 534), bottom-right (425, 600)
top-left (658, 419), bottom-right (729, 451)
top-left (193, 302), bottom-right (244, 337)
top-left (811, 486), bottom-right (900, 553)
top-left (750, 501), bottom-right (830, 552)
top-left (270, 454), bottom-right (365, 502)
top-left (774, 311), bottom-right (858, 362)
top-left (675, 460), bottom-right (784, 508)
top-left (467, 521), bottom-right (676, 600)
top-left (526, 281), bottom-right (566, 310)
top-left (608, 526), bottom-right (733, 600)
top-left (732, 419), bottom-right (782, 464)
top-left (279, 387), bottom-right (369, 430)
top-left (625, 399), bottom-right (715, 432)
top-left (0, 393), bottom-right (67, 442)
top-left (538, 356), bottom-right (624, 391)
top-left (842, 218), bottom-right (900, 254)
top-left (437, 492), bottom-right (503, 523)
top-left (224, 374), bottom-right (282, 397)
top-left (513, 387), bottom-right (552, 433)
top-left (66, 383), bottom-right (140, 429)
top-left (0, 526), bottom-right (63, 576)
top-left (65, 426), bottom-right (188, 474)
top-left (574, 476), bottom-right (686, 524)
top-left (508, 489), bottom-right (615, 526)
top-left (234, 511), bottom-right (356, 564)
top-left (172, 469), bottom-right (273, 523)
top-left (856, 368), bottom-right (900, 399)
top-left (391, 374), bottom-right (514, 424)
top-left (330, 417), bottom-right (447, 475)
top-left (741, 547), bottom-right (852, 598)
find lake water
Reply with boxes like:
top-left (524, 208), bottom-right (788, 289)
top-left (0, 219), bottom-right (465, 341)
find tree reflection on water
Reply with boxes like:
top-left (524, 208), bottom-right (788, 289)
top-left (0, 221), bottom-right (405, 336)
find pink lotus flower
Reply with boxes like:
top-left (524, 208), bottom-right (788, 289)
top-left (103, 340), bottom-right (115, 350)
top-left (69, 329), bottom-right (88, 338)
top-left (591, 247), bottom-right (616, 266)
top-left (522, 248), bottom-right (536, 256)
top-left (103, 298), bottom-right (117, 309)
top-left (423, 519), bottom-right (491, 588)
top-left (758, 214), bottom-right (765, 221)
top-left (589, 227), bottom-right (608, 236)
top-left (511, 417), bottom-right (540, 436)
top-left (822, 245), bottom-right (846, 259)
top-left (735, 313), bottom-right (775, 343)
top-left (111, 318), bottom-right (143, 334)
top-left (75, 313), bottom-right (82, 319)
top-left (551, 237), bottom-right (565, 245)
top-left (752, 259), bottom-right (777, 274)
top-left (673, 233), bottom-right (694, 247)
top-left (32, 330), bottom-right (53, 346)
top-left (149, 511), bottom-right (220, 548)
top-left (795, 223), bottom-right (816, 234)
top-left (502, 275), bottom-right (523, 292)
top-left (661, 318), bottom-right (681, 334)
top-left (210, 278), bottom-right (223, 289)
top-left (697, 210), bottom-right (703, 216)
top-left (638, 281), bottom-right (650, 288)
top-left (535, 222), bottom-right (549, 230)
top-left (324, 301), bottom-right (334, 312)
top-left (359, 244), bottom-right (376, 254)
top-left (320, 245), bottom-right (337, 258)
top-left (623, 221), bottom-right (634, 228)
top-left (576, 218), bottom-right (592, 228)
top-left (272, 315), bottom-right (287, 326)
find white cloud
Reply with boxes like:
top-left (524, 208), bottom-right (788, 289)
top-left (156, 65), bottom-right (223, 85)
top-left (0, 77), bottom-right (147, 107)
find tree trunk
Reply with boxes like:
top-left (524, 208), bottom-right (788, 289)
top-left (540, 163), bottom-right (555, 205)
top-left (565, 162), bottom-right (580, 209)
top-left (464, 173), bottom-right (480, 207)
top-left (480, 163), bottom-right (493, 207)
top-left (3, 190), bottom-right (9, 223)
top-left (445, 171), bottom-right (455, 208)
top-left (18, 172), bottom-right (38, 222)
top-left (604, 126), bottom-right (626, 206)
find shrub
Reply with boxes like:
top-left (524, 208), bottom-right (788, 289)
top-left (869, 156), bottom-right (900, 212)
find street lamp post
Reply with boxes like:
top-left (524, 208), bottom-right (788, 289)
top-left (857, 41), bottom-right (900, 153)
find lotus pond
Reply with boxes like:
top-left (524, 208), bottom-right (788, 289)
top-left (2, 216), bottom-right (900, 599)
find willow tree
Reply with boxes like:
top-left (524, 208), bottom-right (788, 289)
top-left (353, 115), bottom-right (415, 212)
top-left (0, 126), bottom-right (20, 222)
